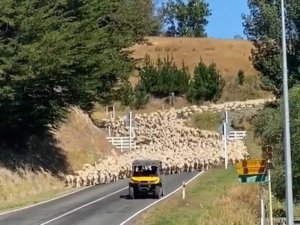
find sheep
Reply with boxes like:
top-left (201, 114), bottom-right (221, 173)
top-left (64, 98), bottom-right (274, 187)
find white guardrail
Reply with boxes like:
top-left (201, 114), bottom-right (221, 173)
top-left (106, 136), bottom-right (136, 152)
top-left (227, 131), bottom-right (247, 141)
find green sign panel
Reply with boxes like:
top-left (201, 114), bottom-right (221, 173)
top-left (238, 174), bottom-right (269, 184)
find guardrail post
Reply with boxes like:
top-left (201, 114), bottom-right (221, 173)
top-left (182, 182), bottom-right (186, 200)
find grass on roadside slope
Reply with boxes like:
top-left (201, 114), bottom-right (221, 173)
top-left (0, 167), bottom-right (71, 212)
top-left (135, 167), bottom-right (259, 225)
top-left (187, 111), bottom-right (222, 131)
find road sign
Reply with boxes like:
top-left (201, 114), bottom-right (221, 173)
top-left (238, 174), bottom-right (269, 184)
top-left (235, 160), bottom-right (267, 169)
top-left (236, 166), bottom-right (267, 175)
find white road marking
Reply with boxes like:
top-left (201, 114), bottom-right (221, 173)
top-left (0, 185), bottom-right (95, 216)
top-left (119, 171), bottom-right (205, 225)
top-left (39, 187), bottom-right (128, 225)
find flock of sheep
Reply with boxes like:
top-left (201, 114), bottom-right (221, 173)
top-left (65, 98), bottom-right (275, 188)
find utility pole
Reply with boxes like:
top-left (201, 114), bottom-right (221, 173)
top-left (280, 0), bottom-right (294, 224)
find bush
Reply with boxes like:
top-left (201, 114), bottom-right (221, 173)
top-left (118, 82), bottom-right (135, 107)
top-left (131, 82), bottom-right (150, 109)
top-left (187, 60), bottom-right (225, 103)
top-left (253, 85), bottom-right (300, 202)
top-left (139, 54), bottom-right (190, 97)
top-left (237, 69), bottom-right (245, 86)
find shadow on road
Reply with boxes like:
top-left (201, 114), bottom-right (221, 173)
top-left (120, 193), bottom-right (157, 200)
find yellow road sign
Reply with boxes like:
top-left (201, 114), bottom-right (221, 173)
top-left (236, 166), bottom-right (267, 175)
top-left (235, 160), bottom-right (267, 169)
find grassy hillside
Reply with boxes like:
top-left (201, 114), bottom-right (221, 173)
top-left (1, 36), bottom-right (273, 212)
top-left (130, 36), bottom-right (256, 76)
top-left (128, 36), bottom-right (272, 102)
top-left (0, 107), bottom-right (119, 211)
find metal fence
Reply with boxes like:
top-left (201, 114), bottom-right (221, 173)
top-left (106, 136), bottom-right (136, 152)
top-left (227, 131), bottom-right (247, 141)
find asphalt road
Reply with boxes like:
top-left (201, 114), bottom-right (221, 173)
top-left (0, 171), bottom-right (201, 225)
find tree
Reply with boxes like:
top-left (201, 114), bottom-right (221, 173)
top-left (242, 0), bottom-right (300, 95)
top-left (187, 60), bottom-right (225, 103)
top-left (162, 0), bottom-right (211, 37)
top-left (138, 54), bottom-right (190, 97)
top-left (0, 0), bottom-right (155, 148)
top-left (138, 0), bottom-right (163, 36)
top-left (253, 85), bottom-right (300, 202)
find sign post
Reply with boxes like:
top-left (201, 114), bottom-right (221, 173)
top-left (129, 111), bottom-right (132, 150)
top-left (235, 145), bottom-right (275, 225)
top-left (262, 145), bottom-right (274, 225)
top-left (268, 165), bottom-right (273, 225)
top-left (260, 185), bottom-right (265, 225)
top-left (223, 120), bottom-right (228, 169)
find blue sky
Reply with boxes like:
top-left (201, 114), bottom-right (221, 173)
top-left (158, 0), bottom-right (250, 39)
top-left (206, 0), bottom-right (249, 39)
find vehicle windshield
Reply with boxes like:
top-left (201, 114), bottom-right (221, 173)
top-left (132, 165), bottom-right (158, 176)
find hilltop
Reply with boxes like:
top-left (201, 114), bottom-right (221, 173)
top-left (128, 36), bottom-right (272, 103)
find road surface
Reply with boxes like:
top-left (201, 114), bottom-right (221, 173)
top-left (0, 171), bottom-right (201, 225)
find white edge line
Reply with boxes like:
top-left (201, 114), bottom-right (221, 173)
top-left (39, 187), bottom-right (128, 225)
top-left (0, 185), bottom-right (95, 216)
top-left (119, 171), bottom-right (205, 225)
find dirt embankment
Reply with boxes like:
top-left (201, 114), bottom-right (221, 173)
top-left (0, 107), bottom-right (118, 210)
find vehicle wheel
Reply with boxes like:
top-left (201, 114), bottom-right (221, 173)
top-left (129, 187), bottom-right (135, 199)
top-left (154, 186), bottom-right (161, 199)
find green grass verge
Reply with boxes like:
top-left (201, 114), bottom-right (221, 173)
top-left (188, 111), bottom-right (222, 131)
top-left (135, 166), bottom-right (259, 225)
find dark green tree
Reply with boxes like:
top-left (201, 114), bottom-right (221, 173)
top-left (162, 0), bottom-right (211, 37)
top-left (243, 0), bottom-right (300, 95)
top-left (0, 0), bottom-right (155, 148)
top-left (187, 60), bottom-right (225, 103)
top-left (253, 85), bottom-right (300, 202)
top-left (138, 54), bottom-right (190, 97)
top-left (132, 82), bottom-right (150, 110)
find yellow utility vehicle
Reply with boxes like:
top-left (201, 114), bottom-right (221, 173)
top-left (128, 159), bottom-right (164, 199)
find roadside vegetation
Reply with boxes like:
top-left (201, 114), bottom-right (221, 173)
top-left (187, 111), bottom-right (222, 131)
top-left (135, 166), bottom-right (259, 225)
top-left (0, 167), bottom-right (68, 212)
top-left (2, 0), bottom-right (300, 221)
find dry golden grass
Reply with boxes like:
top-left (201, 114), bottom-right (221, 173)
top-left (128, 36), bottom-right (272, 101)
top-left (0, 107), bottom-right (120, 211)
top-left (130, 36), bottom-right (256, 76)
top-left (54, 107), bottom-right (120, 171)
top-left (0, 167), bottom-right (67, 211)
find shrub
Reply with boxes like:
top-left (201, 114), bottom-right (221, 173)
top-left (237, 69), bottom-right (245, 86)
top-left (118, 82), bottom-right (135, 107)
top-left (187, 60), bottom-right (225, 103)
top-left (139, 54), bottom-right (190, 97)
top-left (132, 82), bottom-right (149, 109)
